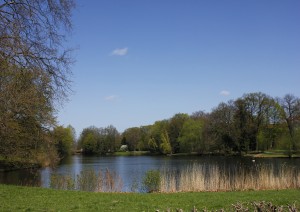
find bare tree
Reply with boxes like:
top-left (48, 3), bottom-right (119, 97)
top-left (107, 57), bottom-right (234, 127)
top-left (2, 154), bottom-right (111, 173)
top-left (0, 0), bottom-right (75, 98)
top-left (278, 94), bottom-right (300, 151)
top-left (0, 0), bottom-right (75, 167)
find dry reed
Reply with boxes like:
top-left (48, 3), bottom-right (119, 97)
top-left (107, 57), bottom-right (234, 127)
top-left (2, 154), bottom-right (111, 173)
top-left (51, 169), bottom-right (123, 192)
top-left (159, 164), bottom-right (300, 193)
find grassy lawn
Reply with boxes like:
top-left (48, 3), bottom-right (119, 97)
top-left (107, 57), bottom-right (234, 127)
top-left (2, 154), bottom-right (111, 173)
top-left (0, 184), bottom-right (299, 211)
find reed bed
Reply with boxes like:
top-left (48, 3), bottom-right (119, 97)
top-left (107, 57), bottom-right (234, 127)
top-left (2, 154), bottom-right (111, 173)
top-left (50, 164), bottom-right (299, 193)
top-left (50, 169), bottom-right (123, 192)
top-left (159, 164), bottom-right (300, 192)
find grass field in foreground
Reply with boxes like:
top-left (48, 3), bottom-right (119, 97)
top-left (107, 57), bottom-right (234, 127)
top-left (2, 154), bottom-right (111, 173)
top-left (0, 185), bottom-right (299, 211)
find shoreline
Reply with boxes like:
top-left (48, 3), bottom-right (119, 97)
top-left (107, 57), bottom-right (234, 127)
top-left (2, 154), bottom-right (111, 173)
top-left (2, 151), bottom-right (300, 171)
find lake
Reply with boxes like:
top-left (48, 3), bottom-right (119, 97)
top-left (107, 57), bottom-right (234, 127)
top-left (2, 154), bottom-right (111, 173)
top-left (1, 155), bottom-right (299, 192)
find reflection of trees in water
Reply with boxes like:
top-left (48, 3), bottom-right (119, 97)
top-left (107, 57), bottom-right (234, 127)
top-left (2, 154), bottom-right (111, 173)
top-left (1, 156), bottom-right (299, 192)
top-left (0, 169), bottom-right (41, 187)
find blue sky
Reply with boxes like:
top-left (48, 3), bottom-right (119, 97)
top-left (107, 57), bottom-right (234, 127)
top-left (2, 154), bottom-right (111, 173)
top-left (58, 0), bottom-right (300, 135)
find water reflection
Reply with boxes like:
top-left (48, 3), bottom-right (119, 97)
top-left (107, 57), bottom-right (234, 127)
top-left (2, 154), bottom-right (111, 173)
top-left (0, 155), bottom-right (299, 192)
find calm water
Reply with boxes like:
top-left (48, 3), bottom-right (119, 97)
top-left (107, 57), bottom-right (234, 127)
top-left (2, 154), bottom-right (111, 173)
top-left (1, 155), bottom-right (299, 191)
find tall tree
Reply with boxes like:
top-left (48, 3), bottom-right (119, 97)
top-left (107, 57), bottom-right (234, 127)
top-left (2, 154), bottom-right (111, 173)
top-left (0, 0), bottom-right (75, 97)
top-left (178, 118), bottom-right (204, 153)
top-left (242, 92), bottom-right (273, 151)
top-left (52, 125), bottom-right (75, 157)
top-left (160, 130), bottom-right (171, 154)
top-left (122, 127), bottom-right (142, 151)
top-left (0, 0), bottom-right (75, 166)
top-left (148, 120), bottom-right (169, 153)
top-left (278, 94), bottom-right (300, 151)
top-left (206, 101), bottom-right (237, 153)
top-left (0, 66), bottom-right (57, 166)
top-left (168, 113), bottom-right (189, 153)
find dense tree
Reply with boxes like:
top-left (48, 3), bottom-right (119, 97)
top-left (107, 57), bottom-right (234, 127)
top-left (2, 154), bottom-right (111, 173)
top-left (206, 101), bottom-right (237, 153)
top-left (76, 92), bottom-right (300, 157)
top-left (102, 125), bottom-right (120, 153)
top-left (78, 126), bottom-right (98, 154)
top-left (168, 113), bottom-right (189, 153)
top-left (122, 127), bottom-right (142, 151)
top-left (0, 0), bottom-right (75, 167)
top-left (0, 66), bottom-right (57, 166)
top-left (178, 119), bottom-right (205, 153)
top-left (148, 120), bottom-right (169, 153)
top-left (78, 126), bottom-right (120, 155)
top-left (160, 130), bottom-right (171, 154)
top-left (52, 125), bottom-right (75, 157)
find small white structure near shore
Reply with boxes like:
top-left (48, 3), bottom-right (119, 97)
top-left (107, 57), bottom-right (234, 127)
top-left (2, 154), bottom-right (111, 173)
top-left (119, 145), bottom-right (128, 152)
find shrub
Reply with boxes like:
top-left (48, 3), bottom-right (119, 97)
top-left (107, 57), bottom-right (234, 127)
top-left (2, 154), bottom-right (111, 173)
top-left (142, 170), bottom-right (161, 193)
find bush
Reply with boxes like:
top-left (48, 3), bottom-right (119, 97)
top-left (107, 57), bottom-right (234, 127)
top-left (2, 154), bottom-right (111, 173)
top-left (142, 170), bottom-right (161, 193)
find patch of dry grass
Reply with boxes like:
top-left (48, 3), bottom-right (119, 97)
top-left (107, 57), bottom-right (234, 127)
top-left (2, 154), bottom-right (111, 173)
top-left (160, 164), bottom-right (300, 192)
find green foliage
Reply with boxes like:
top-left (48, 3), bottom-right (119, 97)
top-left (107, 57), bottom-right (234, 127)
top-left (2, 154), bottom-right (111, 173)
top-left (0, 65), bottom-right (57, 167)
top-left (52, 126), bottom-right (75, 157)
top-left (148, 137), bottom-right (158, 153)
top-left (110, 93), bottom-right (299, 156)
top-left (122, 127), bottom-right (141, 151)
top-left (147, 121), bottom-right (169, 153)
top-left (142, 170), bottom-right (161, 193)
top-left (178, 119), bottom-right (204, 153)
top-left (160, 131), bottom-right (172, 154)
top-left (168, 113), bottom-right (189, 153)
top-left (78, 125), bottom-right (120, 155)
top-left (0, 0), bottom-right (74, 168)
top-left (82, 131), bottom-right (97, 154)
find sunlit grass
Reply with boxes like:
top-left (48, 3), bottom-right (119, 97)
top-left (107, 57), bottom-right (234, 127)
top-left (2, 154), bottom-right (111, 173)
top-left (0, 184), bottom-right (299, 211)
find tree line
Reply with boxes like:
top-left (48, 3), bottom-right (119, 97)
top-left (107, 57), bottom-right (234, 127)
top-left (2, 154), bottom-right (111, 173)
top-left (78, 92), bottom-right (300, 156)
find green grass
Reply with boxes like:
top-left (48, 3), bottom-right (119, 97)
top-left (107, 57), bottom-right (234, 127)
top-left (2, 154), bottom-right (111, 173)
top-left (0, 184), bottom-right (299, 211)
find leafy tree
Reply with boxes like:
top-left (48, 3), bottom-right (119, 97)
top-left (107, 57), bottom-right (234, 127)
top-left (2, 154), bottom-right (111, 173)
top-left (0, 66), bottom-right (56, 166)
top-left (83, 133), bottom-right (97, 154)
top-left (206, 101), bottom-right (237, 153)
top-left (148, 120), bottom-right (169, 153)
top-left (138, 126), bottom-right (151, 150)
top-left (148, 137), bottom-right (158, 153)
top-left (178, 118), bottom-right (204, 153)
top-left (160, 130), bottom-right (171, 154)
top-left (102, 125), bottom-right (120, 153)
top-left (122, 127), bottom-right (141, 151)
top-left (168, 113), bottom-right (189, 153)
top-left (52, 125), bottom-right (75, 157)
top-left (78, 127), bottom-right (99, 154)
top-left (78, 126), bottom-right (120, 155)
top-left (0, 0), bottom-right (75, 167)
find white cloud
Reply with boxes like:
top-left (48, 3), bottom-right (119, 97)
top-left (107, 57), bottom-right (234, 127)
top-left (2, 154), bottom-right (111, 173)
top-left (220, 90), bottom-right (230, 96)
top-left (104, 95), bottom-right (118, 101)
top-left (111, 47), bottom-right (128, 56)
